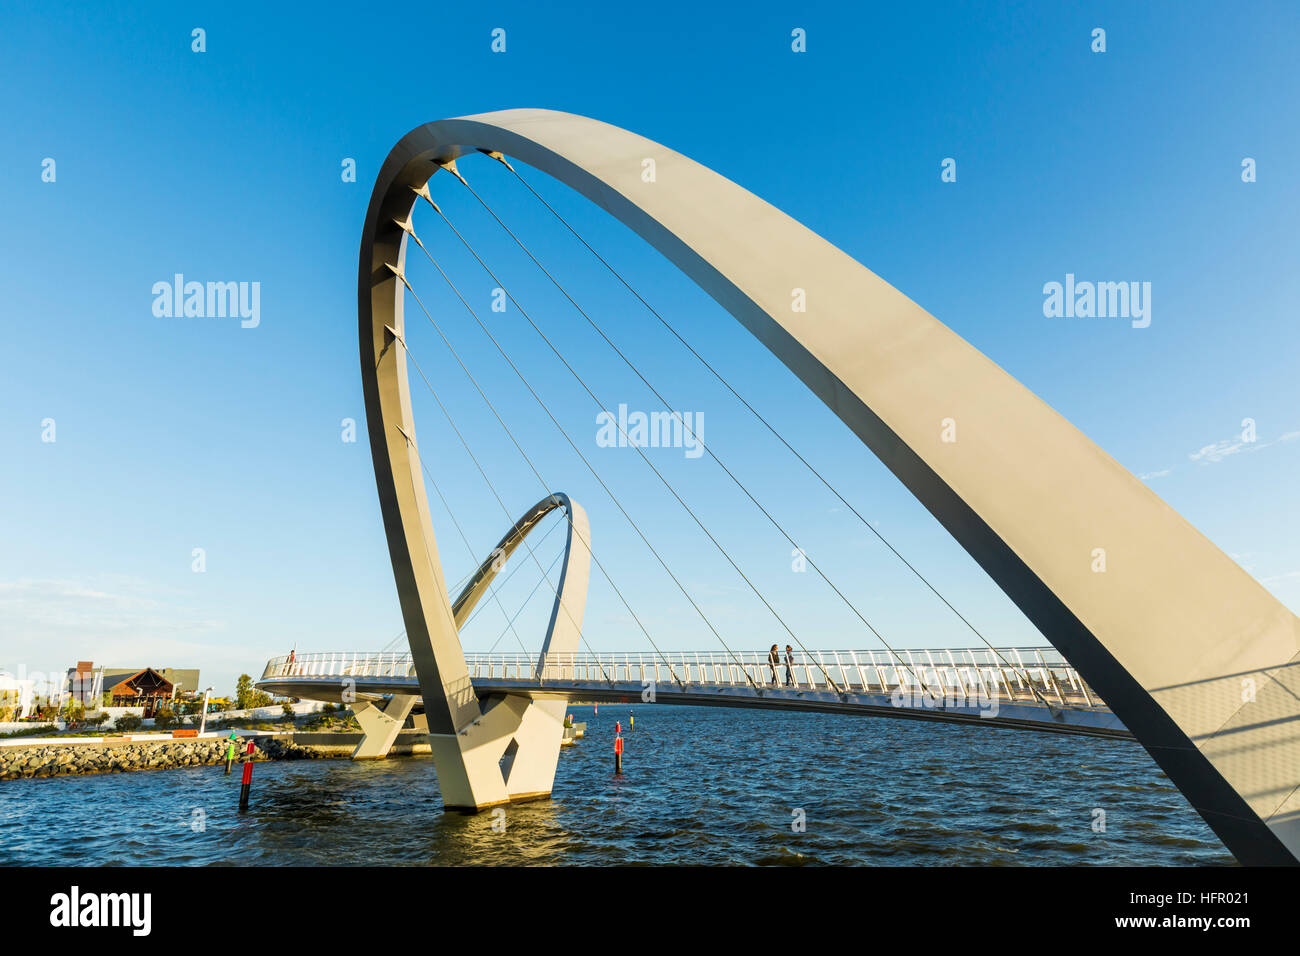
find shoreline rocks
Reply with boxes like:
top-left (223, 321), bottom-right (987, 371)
top-left (0, 736), bottom-right (324, 780)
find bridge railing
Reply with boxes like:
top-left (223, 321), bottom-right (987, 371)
top-left (261, 646), bottom-right (1103, 709)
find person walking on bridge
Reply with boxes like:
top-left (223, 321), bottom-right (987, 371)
top-left (784, 645), bottom-right (795, 686)
top-left (768, 644), bottom-right (780, 684)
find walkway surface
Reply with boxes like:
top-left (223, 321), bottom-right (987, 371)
top-left (258, 648), bottom-right (1130, 739)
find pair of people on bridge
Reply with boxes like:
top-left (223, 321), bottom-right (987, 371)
top-left (768, 644), bottom-right (794, 686)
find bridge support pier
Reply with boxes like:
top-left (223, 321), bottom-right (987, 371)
top-left (429, 694), bottom-right (569, 810)
top-left (351, 694), bottom-right (416, 759)
top-left (496, 698), bottom-right (569, 801)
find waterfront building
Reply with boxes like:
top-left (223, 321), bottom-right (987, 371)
top-left (105, 668), bottom-right (193, 718)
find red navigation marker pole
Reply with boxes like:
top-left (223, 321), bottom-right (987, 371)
top-left (614, 733), bottom-right (624, 774)
top-left (238, 740), bottom-right (255, 813)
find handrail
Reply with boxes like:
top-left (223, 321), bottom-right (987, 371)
top-left (260, 646), bottom-right (1104, 708)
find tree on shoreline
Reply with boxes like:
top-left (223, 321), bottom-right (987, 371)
top-left (235, 674), bottom-right (273, 711)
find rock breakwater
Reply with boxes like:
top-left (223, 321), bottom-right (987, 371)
top-left (0, 736), bottom-right (321, 780)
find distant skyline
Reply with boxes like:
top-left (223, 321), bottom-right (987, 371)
top-left (3, 1), bottom-right (1298, 695)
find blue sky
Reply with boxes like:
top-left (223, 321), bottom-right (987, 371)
top-left (2, 0), bottom-right (1298, 696)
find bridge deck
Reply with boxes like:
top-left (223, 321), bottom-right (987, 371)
top-left (258, 649), bottom-right (1131, 740)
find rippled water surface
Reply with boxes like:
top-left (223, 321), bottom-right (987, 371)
top-left (0, 706), bottom-right (1234, 865)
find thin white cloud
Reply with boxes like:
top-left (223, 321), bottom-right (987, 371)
top-left (0, 577), bottom-right (228, 681)
top-left (1139, 468), bottom-right (1172, 480)
top-left (1190, 440), bottom-right (1244, 463)
top-left (1189, 429), bottom-right (1300, 465)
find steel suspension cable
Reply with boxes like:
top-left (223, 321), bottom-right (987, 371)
top-left (455, 170), bottom-right (946, 699)
top-left (484, 548), bottom-right (565, 654)
top-left (487, 157), bottom-right (1046, 706)
top-left (417, 442), bottom-right (604, 680)
top-left (380, 628), bottom-right (408, 653)
top-left (460, 515), bottom-right (566, 633)
top-left (417, 189), bottom-right (839, 694)
top-left (412, 441), bottom-right (536, 659)
top-left (388, 250), bottom-right (682, 688)
top-left (383, 543), bottom-right (521, 652)
top-left (397, 263), bottom-right (701, 690)
top-left (382, 324), bottom-right (597, 675)
top-left (396, 213), bottom-right (749, 693)
top-left (398, 293), bottom-right (668, 689)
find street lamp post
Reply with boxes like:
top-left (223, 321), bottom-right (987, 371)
top-left (199, 686), bottom-right (212, 735)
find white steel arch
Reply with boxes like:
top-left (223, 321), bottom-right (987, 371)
top-left (359, 110), bottom-right (1299, 862)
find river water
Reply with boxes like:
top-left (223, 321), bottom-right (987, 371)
top-left (0, 705), bottom-right (1232, 865)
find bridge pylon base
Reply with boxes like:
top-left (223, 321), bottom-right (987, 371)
top-left (351, 694), bottom-right (417, 760)
top-left (428, 693), bottom-right (568, 812)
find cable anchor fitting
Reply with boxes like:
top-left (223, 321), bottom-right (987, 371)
top-left (436, 159), bottom-right (469, 187)
top-left (410, 182), bottom-right (441, 214)
top-left (480, 149), bottom-right (516, 173)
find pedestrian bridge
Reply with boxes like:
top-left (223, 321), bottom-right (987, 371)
top-left (336, 109), bottom-right (1300, 864)
top-left (258, 646), bottom-right (1129, 740)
